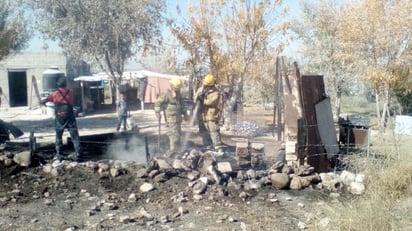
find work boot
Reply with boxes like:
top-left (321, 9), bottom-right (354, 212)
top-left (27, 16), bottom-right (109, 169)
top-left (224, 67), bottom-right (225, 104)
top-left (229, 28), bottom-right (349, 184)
top-left (213, 146), bottom-right (225, 156)
top-left (52, 153), bottom-right (62, 167)
top-left (68, 152), bottom-right (80, 162)
top-left (55, 153), bottom-right (62, 162)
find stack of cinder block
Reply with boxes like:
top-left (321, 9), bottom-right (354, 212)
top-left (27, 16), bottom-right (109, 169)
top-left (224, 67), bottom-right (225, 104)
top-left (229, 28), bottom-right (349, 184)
top-left (235, 140), bottom-right (265, 169)
top-left (249, 142), bottom-right (265, 169)
top-left (235, 141), bottom-right (250, 169)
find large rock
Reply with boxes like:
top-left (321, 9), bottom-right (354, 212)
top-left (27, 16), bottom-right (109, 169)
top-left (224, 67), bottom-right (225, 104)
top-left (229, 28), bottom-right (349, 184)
top-left (110, 167), bottom-right (125, 178)
top-left (348, 182), bottom-right (365, 195)
top-left (197, 153), bottom-right (216, 175)
top-left (290, 176), bottom-right (311, 190)
top-left (294, 165), bottom-right (315, 176)
top-left (98, 162), bottom-right (110, 173)
top-left (289, 174), bottom-right (320, 190)
top-left (4, 158), bottom-right (14, 167)
top-left (154, 157), bottom-right (172, 170)
top-left (269, 161), bottom-right (285, 173)
top-left (270, 173), bottom-right (290, 189)
top-left (140, 183), bottom-right (155, 192)
top-left (217, 162), bottom-right (232, 173)
top-left (319, 172), bottom-right (343, 191)
top-left (191, 177), bottom-right (208, 195)
top-left (13, 151), bottom-right (31, 167)
top-left (340, 170), bottom-right (356, 185)
top-left (246, 169), bottom-right (257, 179)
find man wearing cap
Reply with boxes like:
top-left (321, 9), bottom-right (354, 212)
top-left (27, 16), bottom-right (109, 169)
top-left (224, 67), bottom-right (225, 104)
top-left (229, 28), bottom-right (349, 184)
top-left (154, 78), bottom-right (188, 156)
top-left (41, 77), bottom-right (81, 162)
top-left (194, 74), bottom-right (224, 153)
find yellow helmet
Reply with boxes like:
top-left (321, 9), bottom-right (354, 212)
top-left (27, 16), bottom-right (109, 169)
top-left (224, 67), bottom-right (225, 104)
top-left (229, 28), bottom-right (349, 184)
top-left (203, 74), bottom-right (215, 86)
top-left (169, 78), bottom-right (182, 89)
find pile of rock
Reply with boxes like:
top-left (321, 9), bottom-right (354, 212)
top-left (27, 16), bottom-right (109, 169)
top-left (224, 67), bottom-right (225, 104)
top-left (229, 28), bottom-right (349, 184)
top-left (0, 150), bottom-right (32, 167)
top-left (136, 149), bottom-right (366, 195)
top-left (1, 148), bottom-right (366, 196)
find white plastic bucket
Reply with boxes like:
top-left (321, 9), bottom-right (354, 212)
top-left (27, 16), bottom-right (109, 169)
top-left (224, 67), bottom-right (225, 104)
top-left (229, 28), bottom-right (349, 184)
top-left (45, 102), bottom-right (55, 118)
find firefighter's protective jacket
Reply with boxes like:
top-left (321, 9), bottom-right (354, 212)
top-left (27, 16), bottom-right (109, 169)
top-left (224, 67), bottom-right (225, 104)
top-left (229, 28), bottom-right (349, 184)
top-left (195, 85), bottom-right (222, 122)
top-left (154, 88), bottom-right (186, 123)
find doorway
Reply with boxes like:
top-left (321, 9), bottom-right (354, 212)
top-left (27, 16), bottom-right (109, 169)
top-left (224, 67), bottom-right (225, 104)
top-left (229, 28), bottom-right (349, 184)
top-left (8, 71), bottom-right (28, 107)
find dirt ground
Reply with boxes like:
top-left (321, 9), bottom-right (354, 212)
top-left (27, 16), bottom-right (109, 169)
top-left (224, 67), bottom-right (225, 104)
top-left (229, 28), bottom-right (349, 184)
top-left (0, 106), bottom-right (341, 231)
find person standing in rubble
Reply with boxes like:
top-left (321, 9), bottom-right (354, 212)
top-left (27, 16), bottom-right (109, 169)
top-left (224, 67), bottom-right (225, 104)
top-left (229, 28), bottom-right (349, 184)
top-left (154, 78), bottom-right (188, 156)
top-left (41, 77), bottom-right (81, 162)
top-left (116, 92), bottom-right (130, 132)
top-left (194, 74), bottom-right (224, 153)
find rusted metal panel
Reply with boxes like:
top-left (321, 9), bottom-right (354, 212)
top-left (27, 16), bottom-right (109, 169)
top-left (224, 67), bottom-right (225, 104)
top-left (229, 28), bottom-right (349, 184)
top-left (340, 127), bottom-right (369, 147)
top-left (352, 128), bottom-right (368, 147)
top-left (338, 113), bottom-right (370, 148)
top-left (300, 75), bottom-right (330, 172)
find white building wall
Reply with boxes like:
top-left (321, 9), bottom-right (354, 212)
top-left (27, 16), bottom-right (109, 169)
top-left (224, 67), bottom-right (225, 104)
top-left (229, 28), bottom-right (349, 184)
top-left (0, 52), bottom-right (67, 108)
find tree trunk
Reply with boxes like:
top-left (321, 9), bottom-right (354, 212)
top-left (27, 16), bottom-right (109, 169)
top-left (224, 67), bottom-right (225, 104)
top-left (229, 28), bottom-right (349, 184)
top-left (380, 86), bottom-right (390, 129)
top-left (376, 85), bottom-right (391, 131)
top-left (375, 91), bottom-right (382, 128)
top-left (238, 76), bottom-right (244, 116)
top-left (334, 89), bottom-right (341, 122)
top-left (222, 94), bottom-right (237, 131)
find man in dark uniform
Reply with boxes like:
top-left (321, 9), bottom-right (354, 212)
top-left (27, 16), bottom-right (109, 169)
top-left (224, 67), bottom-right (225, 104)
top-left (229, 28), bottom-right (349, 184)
top-left (41, 77), bottom-right (81, 162)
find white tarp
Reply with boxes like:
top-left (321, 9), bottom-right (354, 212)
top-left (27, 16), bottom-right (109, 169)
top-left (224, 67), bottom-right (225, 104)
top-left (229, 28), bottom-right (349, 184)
top-left (74, 75), bottom-right (108, 82)
top-left (74, 70), bottom-right (187, 82)
top-left (395, 115), bottom-right (412, 135)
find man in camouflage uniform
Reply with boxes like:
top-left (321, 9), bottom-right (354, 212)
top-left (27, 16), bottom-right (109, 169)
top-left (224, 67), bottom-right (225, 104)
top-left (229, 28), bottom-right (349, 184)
top-left (194, 74), bottom-right (224, 153)
top-left (154, 78), bottom-right (188, 155)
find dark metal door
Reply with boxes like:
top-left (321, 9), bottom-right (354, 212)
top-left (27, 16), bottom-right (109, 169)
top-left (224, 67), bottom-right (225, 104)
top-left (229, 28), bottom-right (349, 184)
top-left (8, 71), bottom-right (28, 107)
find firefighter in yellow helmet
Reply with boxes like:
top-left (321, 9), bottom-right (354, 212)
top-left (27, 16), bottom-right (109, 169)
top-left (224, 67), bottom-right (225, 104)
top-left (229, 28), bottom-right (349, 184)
top-left (154, 77), bottom-right (188, 156)
top-left (194, 74), bottom-right (224, 153)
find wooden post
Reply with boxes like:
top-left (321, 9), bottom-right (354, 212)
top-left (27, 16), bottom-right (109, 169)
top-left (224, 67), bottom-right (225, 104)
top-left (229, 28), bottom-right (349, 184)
top-left (297, 118), bottom-right (306, 166)
top-left (145, 136), bottom-right (150, 162)
top-left (273, 56), bottom-right (282, 140)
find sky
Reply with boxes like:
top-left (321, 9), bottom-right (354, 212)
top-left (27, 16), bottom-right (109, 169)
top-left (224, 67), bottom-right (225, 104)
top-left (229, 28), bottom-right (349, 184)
top-left (24, 0), bottom-right (301, 61)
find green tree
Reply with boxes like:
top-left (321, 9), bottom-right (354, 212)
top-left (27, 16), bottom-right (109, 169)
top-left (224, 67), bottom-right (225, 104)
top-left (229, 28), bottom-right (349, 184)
top-left (28, 0), bottom-right (165, 96)
top-left (291, 0), bottom-right (354, 120)
top-left (0, 0), bottom-right (30, 61)
top-left (339, 0), bottom-right (412, 129)
top-left (169, 0), bottom-right (289, 129)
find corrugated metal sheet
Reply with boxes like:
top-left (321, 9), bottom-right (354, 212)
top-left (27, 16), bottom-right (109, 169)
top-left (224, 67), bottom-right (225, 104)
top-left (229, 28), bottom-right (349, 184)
top-left (344, 113), bottom-right (370, 127)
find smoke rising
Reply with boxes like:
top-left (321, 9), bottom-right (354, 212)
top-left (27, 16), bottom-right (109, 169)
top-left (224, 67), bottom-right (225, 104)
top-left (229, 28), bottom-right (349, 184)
top-left (104, 135), bottom-right (148, 162)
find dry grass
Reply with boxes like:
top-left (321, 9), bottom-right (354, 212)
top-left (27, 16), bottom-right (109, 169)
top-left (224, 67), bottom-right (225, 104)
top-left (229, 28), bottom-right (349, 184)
top-left (311, 132), bottom-right (412, 231)
top-left (247, 94), bottom-right (412, 230)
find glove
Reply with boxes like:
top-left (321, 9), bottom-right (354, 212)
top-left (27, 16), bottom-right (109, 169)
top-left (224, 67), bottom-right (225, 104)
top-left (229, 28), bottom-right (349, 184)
top-left (155, 111), bottom-right (161, 119)
top-left (40, 98), bottom-right (47, 105)
top-left (196, 92), bottom-right (205, 102)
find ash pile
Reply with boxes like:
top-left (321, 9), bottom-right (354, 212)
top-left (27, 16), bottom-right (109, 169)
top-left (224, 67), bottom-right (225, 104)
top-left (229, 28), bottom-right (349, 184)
top-left (232, 121), bottom-right (263, 138)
